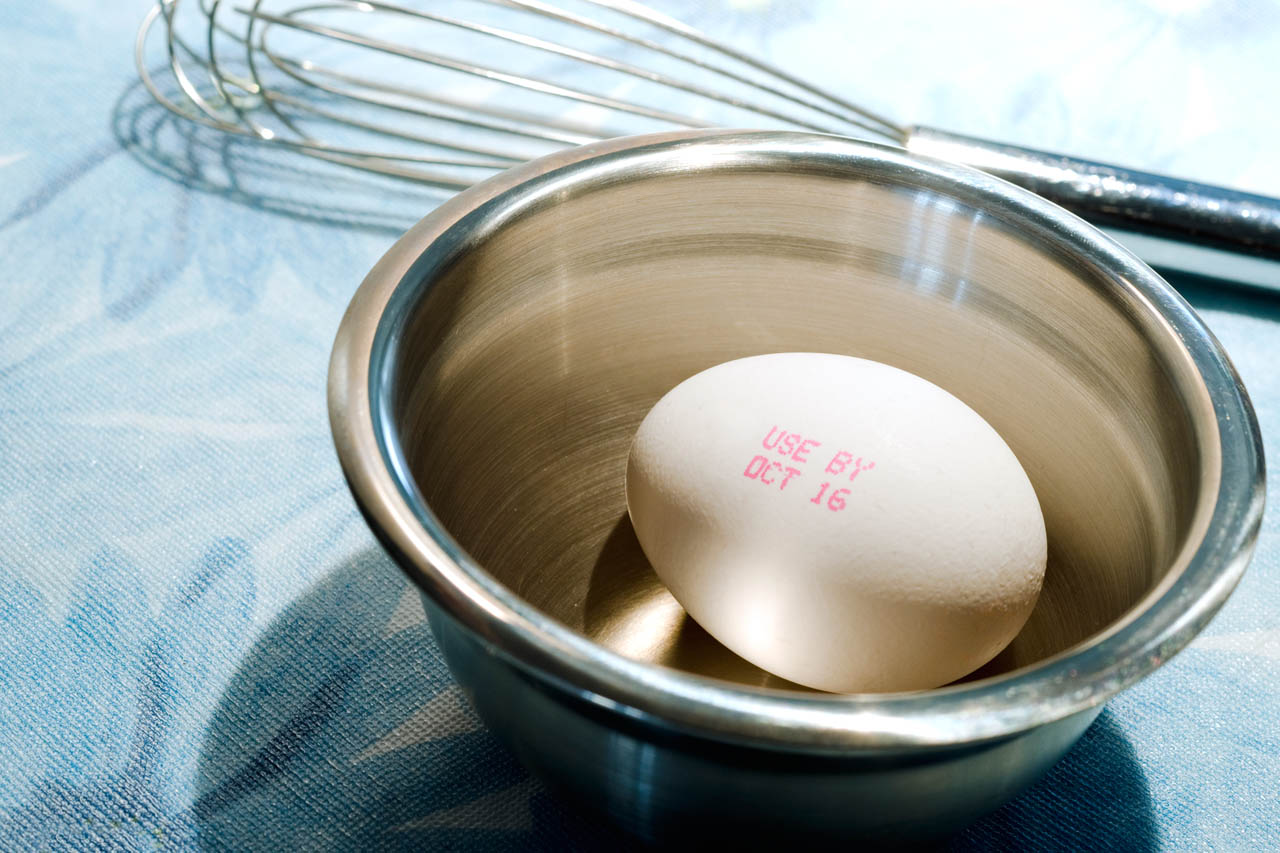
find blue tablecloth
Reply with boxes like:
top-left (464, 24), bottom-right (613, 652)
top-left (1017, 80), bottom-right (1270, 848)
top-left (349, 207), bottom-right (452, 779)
top-left (2, 1), bottom-right (1277, 849)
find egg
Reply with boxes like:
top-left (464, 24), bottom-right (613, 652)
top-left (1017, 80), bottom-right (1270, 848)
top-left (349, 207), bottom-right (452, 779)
top-left (625, 352), bottom-right (1047, 693)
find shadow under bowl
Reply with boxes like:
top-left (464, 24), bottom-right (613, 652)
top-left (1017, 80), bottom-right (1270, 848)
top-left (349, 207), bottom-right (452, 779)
top-left (329, 131), bottom-right (1264, 842)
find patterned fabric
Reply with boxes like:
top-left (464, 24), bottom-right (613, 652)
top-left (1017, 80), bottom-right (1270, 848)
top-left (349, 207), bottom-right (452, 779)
top-left (2, 1), bottom-right (1277, 849)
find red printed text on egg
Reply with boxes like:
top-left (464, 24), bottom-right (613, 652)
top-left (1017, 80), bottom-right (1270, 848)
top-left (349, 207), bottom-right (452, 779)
top-left (742, 426), bottom-right (876, 511)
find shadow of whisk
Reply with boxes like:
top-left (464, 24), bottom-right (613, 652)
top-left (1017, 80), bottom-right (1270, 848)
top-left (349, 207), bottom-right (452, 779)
top-left (111, 73), bottom-right (456, 237)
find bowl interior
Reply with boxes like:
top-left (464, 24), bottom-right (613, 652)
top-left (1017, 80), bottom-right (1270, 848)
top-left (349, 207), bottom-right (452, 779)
top-left (387, 157), bottom-right (1211, 691)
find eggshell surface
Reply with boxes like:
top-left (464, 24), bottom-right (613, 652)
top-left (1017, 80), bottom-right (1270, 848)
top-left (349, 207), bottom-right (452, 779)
top-left (625, 352), bottom-right (1047, 693)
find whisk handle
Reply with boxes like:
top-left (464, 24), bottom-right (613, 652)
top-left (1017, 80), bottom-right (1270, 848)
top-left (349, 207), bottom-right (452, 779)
top-left (907, 126), bottom-right (1280, 290)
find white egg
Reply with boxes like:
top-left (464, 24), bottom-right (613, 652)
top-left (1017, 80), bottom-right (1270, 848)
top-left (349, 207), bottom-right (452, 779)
top-left (625, 352), bottom-right (1046, 693)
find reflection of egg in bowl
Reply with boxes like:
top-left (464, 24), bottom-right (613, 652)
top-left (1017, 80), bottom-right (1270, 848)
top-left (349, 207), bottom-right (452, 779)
top-left (329, 131), bottom-right (1263, 843)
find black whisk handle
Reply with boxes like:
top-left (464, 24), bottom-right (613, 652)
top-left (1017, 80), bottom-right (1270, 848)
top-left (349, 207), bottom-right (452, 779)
top-left (908, 126), bottom-right (1280, 291)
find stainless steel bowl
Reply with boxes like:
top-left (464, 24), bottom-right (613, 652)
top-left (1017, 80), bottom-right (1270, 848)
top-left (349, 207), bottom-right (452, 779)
top-left (328, 131), bottom-right (1264, 842)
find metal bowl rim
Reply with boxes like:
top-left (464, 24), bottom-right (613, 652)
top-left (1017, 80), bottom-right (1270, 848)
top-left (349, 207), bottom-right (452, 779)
top-left (329, 130), bottom-right (1264, 752)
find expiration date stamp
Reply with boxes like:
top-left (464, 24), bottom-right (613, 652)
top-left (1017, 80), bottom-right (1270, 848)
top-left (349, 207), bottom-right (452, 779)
top-left (742, 426), bottom-right (875, 512)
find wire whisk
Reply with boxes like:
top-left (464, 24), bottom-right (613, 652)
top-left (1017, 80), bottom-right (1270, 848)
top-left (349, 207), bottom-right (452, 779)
top-left (136, 0), bottom-right (1280, 287)
top-left (138, 0), bottom-right (909, 188)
